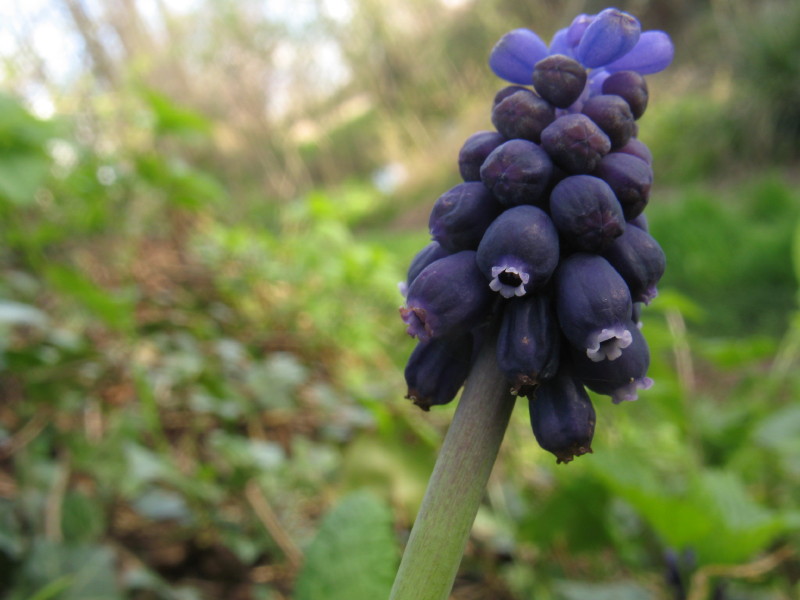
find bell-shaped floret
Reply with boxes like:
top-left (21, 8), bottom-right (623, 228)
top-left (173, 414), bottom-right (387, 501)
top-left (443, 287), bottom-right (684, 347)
top-left (532, 55), bottom-right (587, 109)
top-left (555, 253), bottom-right (633, 361)
top-left (489, 28), bottom-right (549, 84)
top-left (404, 332), bottom-right (474, 411)
top-left (497, 294), bottom-right (560, 395)
top-left (429, 182), bottom-right (502, 252)
top-left (603, 223), bottom-right (666, 304)
top-left (477, 206), bottom-right (560, 298)
top-left (571, 321), bottom-right (653, 403)
top-left (575, 8), bottom-right (641, 69)
top-left (492, 88), bottom-right (555, 143)
top-left (594, 152), bottom-right (653, 220)
top-left (617, 137), bottom-right (653, 165)
top-left (603, 30), bottom-right (674, 75)
top-left (529, 367), bottom-right (595, 463)
top-left (581, 94), bottom-right (636, 149)
top-left (602, 70), bottom-right (649, 119)
top-left (480, 139), bottom-right (554, 208)
top-left (541, 113), bottom-right (611, 174)
top-left (549, 175), bottom-right (625, 252)
top-left (400, 241), bottom-right (451, 297)
top-left (628, 212), bottom-right (649, 231)
top-left (458, 131), bottom-right (506, 182)
top-left (401, 251), bottom-right (493, 341)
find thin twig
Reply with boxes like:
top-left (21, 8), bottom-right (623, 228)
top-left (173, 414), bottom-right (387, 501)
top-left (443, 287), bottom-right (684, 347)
top-left (0, 412), bottom-right (50, 460)
top-left (244, 479), bottom-right (303, 569)
top-left (687, 545), bottom-right (795, 600)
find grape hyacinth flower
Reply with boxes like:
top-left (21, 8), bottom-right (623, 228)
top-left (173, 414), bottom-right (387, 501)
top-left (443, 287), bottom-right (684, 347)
top-left (398, 5), bottom-right (672, 449)
top-left (391, 11), bottom-right (674, 598)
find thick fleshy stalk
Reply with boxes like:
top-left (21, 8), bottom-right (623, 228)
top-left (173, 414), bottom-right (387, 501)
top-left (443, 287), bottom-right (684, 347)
top-left (390, 327), bottom-right (515, 600)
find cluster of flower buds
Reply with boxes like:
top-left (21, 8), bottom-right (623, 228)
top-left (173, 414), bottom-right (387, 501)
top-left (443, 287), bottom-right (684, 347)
top-left (400, 8), bottom-right (673, 463)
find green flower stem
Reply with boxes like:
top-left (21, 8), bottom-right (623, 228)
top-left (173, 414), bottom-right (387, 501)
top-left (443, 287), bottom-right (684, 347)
top-left (390, 327), bottom-right (516, 600)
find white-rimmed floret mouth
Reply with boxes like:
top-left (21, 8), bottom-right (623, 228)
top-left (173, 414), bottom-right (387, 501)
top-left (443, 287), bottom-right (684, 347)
top-left (489, 265), bottom-right (530, 298)
top-left (586, 325), bottom-right (633, 361)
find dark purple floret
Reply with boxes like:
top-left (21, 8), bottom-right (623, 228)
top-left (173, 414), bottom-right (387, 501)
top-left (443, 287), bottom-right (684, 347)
top-left (531, 54), bottom-right (587, 109)
top-left (602, 224), bottom-right (666, 304)
top-left (401, 250), bottom-right (493, 341)
top-left (401, 241), bottom-right (451, 297)
top-left (616, 137), bottom-right (653, 165)
top-left (628, 212), bottom-right (649, 231)
top-left (405, 332), bottom-right (474, 411)
top-left (575, 8), bottom-right (641, 69)
top-left (476, 205), bottom-right (560, 298)
top-left (540, 113), bottom-right (611, 174)
top-left (570, 321), bottom-right (653, 403)
top-left (429, 182), bottom-right (502, 252)
top-left (480, 139), bottom-right (554, 208)
top-left (581, 94), bottom-right (636, 149)
top-left (497, 294), bottom-right (561, 395)
top-left (529, 367), bottom-right (595, 464)
top-left (491, 89), bottom-right (555, 143)
top-left (602, 70), bottom-right (649, 119)
top-left (549, 174), bottom-right (625, 252)
top-left (555, 253), bottom-right (633, 361)
top-left (631, 302), bottom-right (643, 328)
top-left (594, 152), bottom-right (653, 220)
top-left (458, 131), bottom-right (506, 181)
top-left (493, 85), bottom-right (531, 106)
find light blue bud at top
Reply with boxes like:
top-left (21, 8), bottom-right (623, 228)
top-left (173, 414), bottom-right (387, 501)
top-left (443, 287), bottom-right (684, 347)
top-left (587, 69), bottom-right (610, 96)
top-left (603, 30), bottom-right (674, 74)
top-left (489, 28), bottom-right (550, 84)
top-left (566, 14), bottom-right (595, 47)
top-left (548, 28), bottom-right (573, 57)
top-left (576, 8), bottom-right (641, 69)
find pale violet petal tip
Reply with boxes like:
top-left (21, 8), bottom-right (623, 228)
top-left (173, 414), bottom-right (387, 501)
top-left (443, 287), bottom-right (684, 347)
top-left (604, 30), bottom-right (674, 75)
top-left (611, 376), bottom-right (654, 404)
top-left (489, 28), bottom-right (549, 84)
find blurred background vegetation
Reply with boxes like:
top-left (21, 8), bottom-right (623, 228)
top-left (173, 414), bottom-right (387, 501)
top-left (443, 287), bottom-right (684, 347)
top-left (1, 0), bottom-right (800, 598)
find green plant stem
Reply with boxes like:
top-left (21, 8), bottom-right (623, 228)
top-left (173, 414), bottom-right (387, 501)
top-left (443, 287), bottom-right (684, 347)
top-left (389, 328), bottom-right (516, 600)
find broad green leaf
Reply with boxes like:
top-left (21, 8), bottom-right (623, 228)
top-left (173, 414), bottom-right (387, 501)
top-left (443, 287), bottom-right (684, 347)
top-left (141, 88), bottom-right (212, 137)
top-left (17, 541), bottom-right (122, 600)
top-left (44, 265), bottom-right (135, 333)
top-left (590, 450), bottom-right (785, 564)
top-left (0, 154), bottom-right (50, 205)
top-left (294, 491), bottom-right (399, 600)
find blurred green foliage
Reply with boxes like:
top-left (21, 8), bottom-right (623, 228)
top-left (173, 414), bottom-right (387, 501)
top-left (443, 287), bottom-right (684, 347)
top-left (2, 1), bottom-right (800, 599)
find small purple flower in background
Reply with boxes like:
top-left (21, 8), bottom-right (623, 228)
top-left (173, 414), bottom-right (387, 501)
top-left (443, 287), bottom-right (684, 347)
top-left (399, 7), bottom-right (672, 463)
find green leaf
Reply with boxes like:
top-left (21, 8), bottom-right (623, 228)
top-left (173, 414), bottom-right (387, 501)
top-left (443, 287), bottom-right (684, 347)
top-left (0, 301), bottom-right (48, 329)
top-left (44, 265), bottom-right (135, 333)
top-left (17, 541), bottom-right (123, 600)
top-left (0, 153), bottom-right (50, 205)
top-left (294, 491), bottom-right (399, 600)
top-left (554, 580), bottom-right (655, 600)
top-left (590, 451), bottom-right (785, 564)
top-left (141, 88), bottom-right (211, 137)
